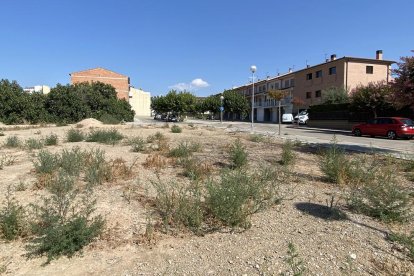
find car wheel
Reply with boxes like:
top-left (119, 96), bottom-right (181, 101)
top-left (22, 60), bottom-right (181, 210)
top-left (354, 129), bottom-right (362, 137)
top-left (387, 130), bottom-right (397, 140)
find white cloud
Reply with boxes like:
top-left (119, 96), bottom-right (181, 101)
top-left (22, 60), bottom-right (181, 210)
top-left (169, 78), bottom-right (209, 91)
top-left (191, 78), bottom-right (209, 88)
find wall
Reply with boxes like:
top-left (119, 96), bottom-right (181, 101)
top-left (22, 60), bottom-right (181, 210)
top-left (70, 68), bottom-right (130, 100)
top-left (346, 61), bottom-right (390, 92)
top-left (293, 59), bottom-right (346, 107)
top-left (129, 87), bottom-right (151, 116)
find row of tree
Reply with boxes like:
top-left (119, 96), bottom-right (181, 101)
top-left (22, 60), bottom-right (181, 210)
top-left (0, 80), bottom-right (135, 125)
top-left (314, 55), bottom-right (414, 117)
top-left (151, 89), bottom-right (250, 118)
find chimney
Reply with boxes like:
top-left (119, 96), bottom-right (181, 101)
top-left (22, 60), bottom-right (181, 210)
top-left (376, 50), bottom-right (383, 60)
top-left (288, 68), bottom-right (293, 73)
top-left (331, 54), bottom-right (337, 61)
top-left (306, 65), bottom-right (310, 68)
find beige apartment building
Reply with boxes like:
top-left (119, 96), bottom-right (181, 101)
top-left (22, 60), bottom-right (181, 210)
top-left (69, 67), bottom-right (151, 117)
top-left (233, 50), bottom-right (394, 123)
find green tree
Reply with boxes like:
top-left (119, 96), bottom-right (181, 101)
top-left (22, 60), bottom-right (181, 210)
top-left (321, 86), bottom-right (349, 104)
top-left (0, 79), bottom-right (26, 124)
top-left (197, 95), bottom-right (221, 114)
top-left (350, 81), bottom-right (393, 117)
top-left (222, 89), bottom-right (249, 119)
top-left (45, 84), bottom-right (91, 123)
top-left (391, 55), bottom-right (414, 109)
top-left (151, 90), bottom-right (197, 118)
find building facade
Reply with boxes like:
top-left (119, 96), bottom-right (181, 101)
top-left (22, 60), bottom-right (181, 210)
top-left (69, 67), bottom-right (151, 117)
top-left (23, 85), bottom-right (50, 94)
top-left (232, 50), bottom-right (394, 123)
top-left (70, 68), bottom-right (130, 100)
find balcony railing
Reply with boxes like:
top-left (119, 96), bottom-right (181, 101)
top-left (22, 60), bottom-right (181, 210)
top-left (254, 96), bottom-right (292, 108)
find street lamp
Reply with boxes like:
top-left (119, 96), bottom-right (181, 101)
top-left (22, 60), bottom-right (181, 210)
top-left (220, 95), bottom-right (224, 123)
top-left (250, 65), bottom-right (257, 131)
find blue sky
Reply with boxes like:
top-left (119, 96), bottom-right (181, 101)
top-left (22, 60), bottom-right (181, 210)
top-left (1, 0), bottom-right (413, 97)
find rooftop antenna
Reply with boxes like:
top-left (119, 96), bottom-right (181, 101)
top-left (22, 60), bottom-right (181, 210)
top-left (305, 59), bottom-right (308, 66)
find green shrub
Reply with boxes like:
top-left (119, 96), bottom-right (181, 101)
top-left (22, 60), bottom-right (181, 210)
top-left (84, 149), bottom-right (112, 186)
top-left (86, 129), bottom-right (124, 145)
top-left (206, 168), bottom-right (284, 228)
top-left (127, 137), bottom-right (146, 152)
top-left (347, 167), bottom-right (412, 223)
top-left (169, 141), bottom-right (194, 158)
top-left (66, 129), bottom-right (85, 143)
top-left (147, 131), bottom-right (165, 143)
top-left (318, 136), bottom-right (350, 184)
top-left (33, 150), bottom-right (59, 174)
top-left (99, 113), bottom-right (120, 125)
top-left (171, 125), bottom-right (182, 133)
top-left (151, 178), bottom-right (203, 233)
top-left (59, 147), bottom-right (85, 177)
top-left (228, 139), bottom-right (248, 169)
top-left (179, 157), bottom-right (212, 181)
top-left (25, 138), bottom-right (44, 150)
top-left (280, 140), bottom-right (297, 166)
top-left (0, 154), bottom-right (16, 170)
top-left (250, 134), bottom-right (265, 143)
top-left (26, 171), bottom-right (104, 264)
top-left (0, 186), bottom-right (27, 241)
top-left (44, 134), bottom-right (58, 146)
top-left (4, 136), bottom-right (20, 148)
top-left (281, 242), bottom-right (306, 276)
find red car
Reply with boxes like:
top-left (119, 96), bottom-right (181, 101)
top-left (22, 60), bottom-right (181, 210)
top-left (352, 117), bottom-right (414, 140)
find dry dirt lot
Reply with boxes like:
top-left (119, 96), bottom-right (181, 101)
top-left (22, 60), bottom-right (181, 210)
top-left (0, 119), bottom-right (413, 275)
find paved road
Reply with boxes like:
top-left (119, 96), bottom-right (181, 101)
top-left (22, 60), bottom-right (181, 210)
top-left (131, 117), bottom-right (414, 158)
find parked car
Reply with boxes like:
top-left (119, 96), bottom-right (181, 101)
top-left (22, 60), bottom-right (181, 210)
top-left (352, 117), bottom-right (414, 140)
top-left (294, 110), bottom-right (309, 125)
top-left (282, 113), bottom-right (294, 123)
top-left (167, 114), bottom-right (179, 122)
top-left (154, 113), bottom-right (162, 120)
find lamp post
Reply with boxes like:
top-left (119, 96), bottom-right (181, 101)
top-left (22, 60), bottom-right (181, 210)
top-left (220, 95), bottom-right (224, 123)
top-left (250, 65), bottom-right (257, 131)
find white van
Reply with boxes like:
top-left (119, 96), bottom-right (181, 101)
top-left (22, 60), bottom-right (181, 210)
top-left (282, 113), bottom-right (294, 123)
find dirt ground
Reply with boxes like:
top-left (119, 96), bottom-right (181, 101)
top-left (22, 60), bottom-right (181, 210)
top-left (0, 120), bottom-right (413, 275)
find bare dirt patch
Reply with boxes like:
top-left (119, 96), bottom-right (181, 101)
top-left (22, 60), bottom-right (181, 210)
top-left (0, 123), bottom-right (413, 275)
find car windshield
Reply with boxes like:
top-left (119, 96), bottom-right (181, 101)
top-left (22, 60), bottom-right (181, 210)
top-left (299, 110), bottom-right (307, 115)
top-left (400, 118), bottom-right (414, 126)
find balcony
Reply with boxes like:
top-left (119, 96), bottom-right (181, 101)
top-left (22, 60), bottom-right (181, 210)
top-left (254, 96), bottom-right (293, 108)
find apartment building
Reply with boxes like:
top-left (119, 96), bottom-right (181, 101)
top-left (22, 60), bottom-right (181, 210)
top-left (233, 50), bottom-right (394, 123)
top-left (23, 85), bottom-right (50, 94)
top-left (69, 67), bottom-right (151, 117)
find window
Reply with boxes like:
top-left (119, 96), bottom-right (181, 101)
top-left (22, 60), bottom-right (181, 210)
top-left (366, 66), bottom-right (373, 74)
top-left (271, 85), bottom-right (274, 90)
top-left (290, 79), bottom-right (295, 87)
top-left (329, 66), bottom-right (336, 75)
top-left (306, 73), bottom-right (313, 80)
top-left (275, 83), bottom-right (279, 89)
top-left (316, 70), bottom-right (323, 78)
top-left (263, 85), bottom-right (266, 91)
top-left (284, 80), bottom-right (290, 87)
top-left (306, 92), bottom-right (312, 99)
top-left (315, 90), bottom-right (321, 97)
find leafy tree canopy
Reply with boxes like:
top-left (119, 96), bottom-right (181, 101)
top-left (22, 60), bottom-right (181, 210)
top-left (321, 86), bottom-right (349, 104)
top-left (350, 81), bottom-right (393, 117)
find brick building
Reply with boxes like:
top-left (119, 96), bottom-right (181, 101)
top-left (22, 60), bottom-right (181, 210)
top-left (70, 67), bottom-right (130, 100)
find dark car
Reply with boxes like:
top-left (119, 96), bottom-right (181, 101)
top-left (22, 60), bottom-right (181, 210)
top-left (352, 117), bottom-right (414, 140)
top-left (167, 114), bottom-right (178, 122)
